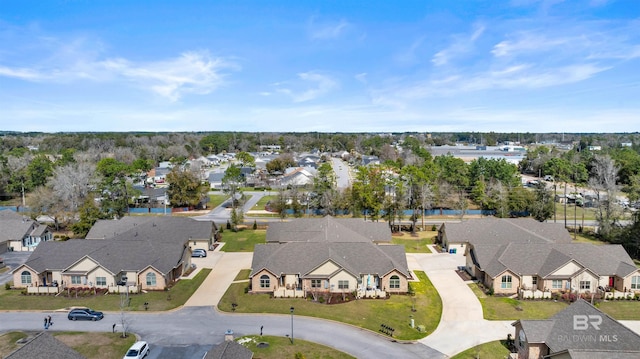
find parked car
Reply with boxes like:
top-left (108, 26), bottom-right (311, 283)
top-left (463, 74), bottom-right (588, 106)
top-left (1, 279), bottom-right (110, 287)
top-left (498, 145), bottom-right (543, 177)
top-left (191, 249), bottom-right (207, 257)
top-left (124, 341), bottom-right (150, 359)
top-left (67, 308), bottom-right (104, 321)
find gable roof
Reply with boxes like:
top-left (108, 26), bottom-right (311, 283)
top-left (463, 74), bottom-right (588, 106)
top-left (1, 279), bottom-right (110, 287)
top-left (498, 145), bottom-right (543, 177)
top-left (86, 216), bottom-right (212, 241)
top-left (205, 340), bottom-right (253, 359)
top-left (5, 332), bottom-right (86, 359)
top-left (478, 242), bottom-right (637, 278)
top-left (443, 217), bottom-right (572, 246)
top-left (515, 300), bottom-right (640, 355)
top-left (19, 217), bottom-right (212, 276)
top-left (266, 216), bottom-right (391, 243)
top-left (251, 241), bottom-right (410, 279)
top-left (0, 209), bottom-right (45, 244)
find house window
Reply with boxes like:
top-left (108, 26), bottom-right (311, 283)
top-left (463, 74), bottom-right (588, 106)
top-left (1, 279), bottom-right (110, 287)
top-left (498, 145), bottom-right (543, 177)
top-left (71, 276), bottom-right (82, 285)
top-left (260, 275), bottom-right (270, 288)
top-left (338, 280), bottom-right (349, 289)
top-left (146, 273), bottom-right (157, 286)
top-left (501, 275), bottom-right (512, 289)
top-left (21, 271), bottom-right (32, 284)
top-left (532, 276), bottom-right (537, 286)
top-left (632, 276), bottom-right (640, 290)
top-left (96, 277), bottom-right (106, 286)
top-left (579, 281), bottom-right (591, 290)
top-left (552, 280), bottom-right (562, 289)
top-left (389, 275), bottom-right (400, 289)
top-left (311, 279), bottom-right (322, 288)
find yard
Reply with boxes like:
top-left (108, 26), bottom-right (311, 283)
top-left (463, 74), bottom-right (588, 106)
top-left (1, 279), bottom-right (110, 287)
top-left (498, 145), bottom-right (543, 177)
top-left (0, 331), bottom-right (136, 359)
top-left (219, 271), bottom-right (442, 340)
top-left (237, 335), bottom-right (355, 359)
top-left (391, 230), bottom-right (436, 253)
top-left (597, 301), bottom-right (640, 320)
top-left (450, 340), bottom-right (511, 359)
top-left (469, 283), bottom-right (567, 320)
top-left (208, 194), bottom-right (229, 209)
top-left (0, 269), bottom-right (211, 311)
top-left (219, 229), bottom-right (266, 252)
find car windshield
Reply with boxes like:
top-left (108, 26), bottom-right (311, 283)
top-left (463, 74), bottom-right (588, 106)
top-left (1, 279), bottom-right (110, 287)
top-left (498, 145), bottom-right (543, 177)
top-left (125, 349), bottom-right (139, 356)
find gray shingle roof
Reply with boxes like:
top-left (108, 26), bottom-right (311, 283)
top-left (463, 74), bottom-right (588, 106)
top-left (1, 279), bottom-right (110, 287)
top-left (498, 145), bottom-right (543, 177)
top-left (265, 216), bottom-right (391, 243)
top-left (481, 243), bottom-right (636, 278)
top-left (204, 340), bottom-right (253, 359)
top-left (443, 217), bottom-right (572, 247)
top-left (5, 332), bottom-right (86, 359)
top-left (0, 209), bottom-right (41, 243)
top-left (251, 242), bottom-right (410, 279)
top-left (516, 300), bottom-right (640, 355)
top-left (19, 217), bottom-right (212, 276)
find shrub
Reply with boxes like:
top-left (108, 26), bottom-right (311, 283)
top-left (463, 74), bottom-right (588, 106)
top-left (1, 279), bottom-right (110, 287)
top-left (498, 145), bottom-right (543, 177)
top-left (295, 353), bottom-right (306, 359)
top-left (487, 287), bottom-right (494, 296)
top-left (5, 282), bottom-right (12, 290)
top-left (253, 220), bottom-right (257, 230)
top-left (431, 224), bottom-right (437, 231)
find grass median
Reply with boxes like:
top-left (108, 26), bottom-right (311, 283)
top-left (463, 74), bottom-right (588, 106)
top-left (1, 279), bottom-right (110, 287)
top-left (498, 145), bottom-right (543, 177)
top-left (219, 270), bottom-right (441, 340)
top-left (0, 269), bottom-right (211, 312)
top-left (238, 335), bottom-right (355, 359)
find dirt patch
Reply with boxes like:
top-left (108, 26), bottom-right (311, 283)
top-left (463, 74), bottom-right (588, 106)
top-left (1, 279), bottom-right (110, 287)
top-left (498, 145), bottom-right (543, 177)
top-left (391, 232), bottom-right (405, 237)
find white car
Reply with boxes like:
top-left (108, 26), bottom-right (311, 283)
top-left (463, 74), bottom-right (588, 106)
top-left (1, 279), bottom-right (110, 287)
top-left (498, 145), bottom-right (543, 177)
top-left (124, 341), bottom-right (149, 359)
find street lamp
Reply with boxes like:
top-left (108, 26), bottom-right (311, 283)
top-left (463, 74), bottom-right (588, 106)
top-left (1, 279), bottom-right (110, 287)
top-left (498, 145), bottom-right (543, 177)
top-left (290, 306), bottom-right (295, 344)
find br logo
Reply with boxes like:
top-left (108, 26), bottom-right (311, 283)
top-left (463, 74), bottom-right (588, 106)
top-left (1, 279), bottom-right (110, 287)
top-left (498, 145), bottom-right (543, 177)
top-left (573, 315), bottom-right (602, 330)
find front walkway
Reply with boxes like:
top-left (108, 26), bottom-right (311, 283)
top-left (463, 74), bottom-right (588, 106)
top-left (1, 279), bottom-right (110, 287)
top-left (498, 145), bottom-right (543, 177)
top-left (409, 253), bottom-right (513, 357)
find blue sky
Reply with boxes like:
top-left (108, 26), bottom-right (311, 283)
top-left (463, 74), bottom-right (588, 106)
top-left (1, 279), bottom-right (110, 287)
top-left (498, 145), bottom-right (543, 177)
top-left (1, 0), bottom-right (639, 133)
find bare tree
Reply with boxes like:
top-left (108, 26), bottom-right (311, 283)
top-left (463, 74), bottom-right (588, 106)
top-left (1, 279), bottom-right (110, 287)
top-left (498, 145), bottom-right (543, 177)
top-left (589, 155), bottom-right (621, 238)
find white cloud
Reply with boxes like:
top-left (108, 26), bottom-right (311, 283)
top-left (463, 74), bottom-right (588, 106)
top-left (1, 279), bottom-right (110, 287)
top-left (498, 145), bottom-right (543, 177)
top-left (276, 72), bottom-right (339, 102)
top-left (0, 66), bottom-right (46, 81)
top-left (309, 18), bottom-right (350, 39)
top-left (432, 24), bottom-right (485, 66)
top-left (354, 73), bottom-right (368, 83)
top-left (100, 51), bottom-right (237, 101)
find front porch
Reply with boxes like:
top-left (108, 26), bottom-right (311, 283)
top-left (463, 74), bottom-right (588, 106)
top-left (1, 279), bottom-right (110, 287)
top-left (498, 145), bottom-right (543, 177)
top-left (357, 288), bottom-right (386, 299)
top-left (273, 287), bottom-right (304, 298)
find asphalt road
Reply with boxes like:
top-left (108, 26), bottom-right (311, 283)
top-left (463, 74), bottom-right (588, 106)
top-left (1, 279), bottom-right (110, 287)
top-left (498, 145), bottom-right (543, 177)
top-left (0, 307), bottom-right (445, 359)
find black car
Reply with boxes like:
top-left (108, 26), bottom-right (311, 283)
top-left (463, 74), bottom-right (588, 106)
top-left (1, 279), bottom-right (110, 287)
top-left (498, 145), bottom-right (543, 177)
top-left (68, 308), bottom-right (104, 321)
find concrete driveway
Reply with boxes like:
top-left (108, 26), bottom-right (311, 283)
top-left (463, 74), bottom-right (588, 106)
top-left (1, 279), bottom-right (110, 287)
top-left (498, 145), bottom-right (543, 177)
top-left (409, 252), bottom-right (513, 357)
top-left (185, 248), bottom-right (252, 307)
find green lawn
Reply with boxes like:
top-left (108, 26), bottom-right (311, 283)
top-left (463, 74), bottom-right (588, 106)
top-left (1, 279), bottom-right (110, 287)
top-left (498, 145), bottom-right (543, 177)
top-left (0, 269), bottom-right (211, 311)
top-left (391, 230), bottom-right (436, 253)
top-left (55, 332), bottom-right (136, 359)
top-left (219, 229), bottom-right (266, 252)
top-left (234, 269), bottom-right (252, 281)
top-left (450, 340), bottom-right (511, 359)
top-left (254, 195), bottom-right (276, 209)
top-left (219, 271), bottom-right (441, 340)
top-left (469, 283), bottom-right (567, 320)
top-left (0, 331), bottom-right (136, 359)
top-left (597, 301), bottom-right (640, 320)
top-left (208, 194), bottom-right (229, 209)
top-left (238, 335), bottom-right (355, 359)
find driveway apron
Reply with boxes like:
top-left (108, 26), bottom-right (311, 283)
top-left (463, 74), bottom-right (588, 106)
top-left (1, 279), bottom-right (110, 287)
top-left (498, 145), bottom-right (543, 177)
top-left (411, 253), bottom-right (513, 357)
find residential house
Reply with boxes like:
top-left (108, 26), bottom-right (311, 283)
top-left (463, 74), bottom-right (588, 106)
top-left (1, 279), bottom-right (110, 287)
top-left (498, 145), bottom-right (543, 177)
top-left (209, 172), bottom-right (225, 190)
top-left (0, 209), bottom-right (53, 253)
top-left (12, 217), bottom-right (214, 292)
top-left (297, 154), bottom-right (320, 168)
top-left (513, 299), bottom-right (640, 359)
top-left (441, 218), bottom-right (640, 296)
top-left (438, 217), bottom-right (571, 255)
top-left (250, 216), bottom-right (411, 298)
top-left (5, 332), bottom-right (86, 359)
top-left (278, 167), bottom-right (317, 188)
